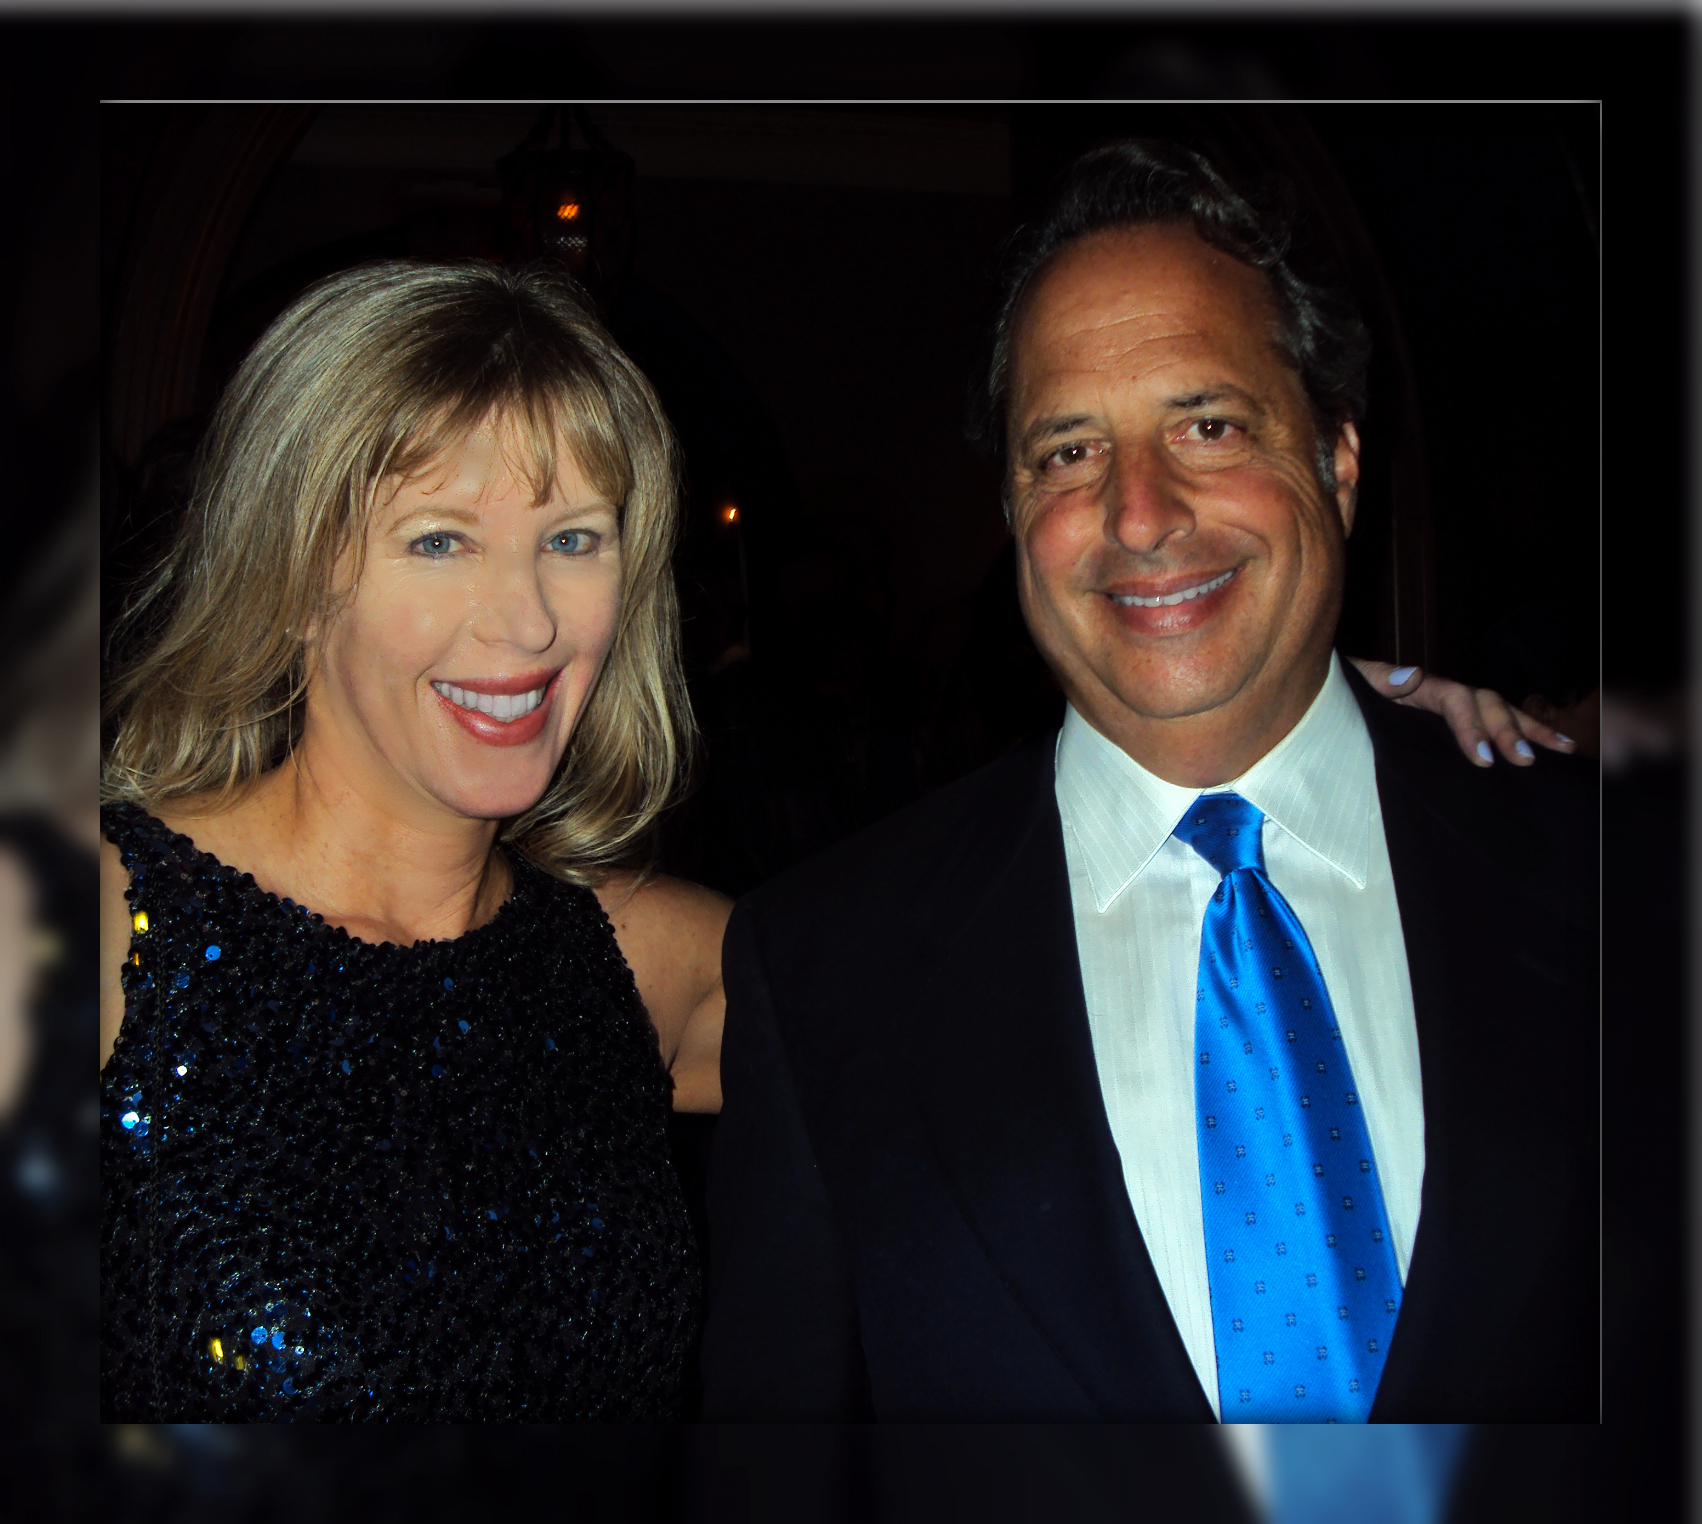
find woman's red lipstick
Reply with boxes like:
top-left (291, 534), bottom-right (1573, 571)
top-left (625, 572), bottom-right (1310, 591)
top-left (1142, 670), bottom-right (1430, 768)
top-left (431, 670), bottom-right (560, 748)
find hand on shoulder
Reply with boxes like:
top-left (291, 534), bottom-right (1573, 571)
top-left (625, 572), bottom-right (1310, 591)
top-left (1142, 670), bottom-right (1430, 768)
top-left (1347, 657), bottom-right (1577, 768)
top-left (595, 871), bottom-right (731, 1115)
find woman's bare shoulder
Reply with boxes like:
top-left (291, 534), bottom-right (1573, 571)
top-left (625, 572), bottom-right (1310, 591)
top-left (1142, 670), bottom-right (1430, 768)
top-left (150, 784), bottom-right (272, 863)
top-left (594, 871), bottom-right (731, 979)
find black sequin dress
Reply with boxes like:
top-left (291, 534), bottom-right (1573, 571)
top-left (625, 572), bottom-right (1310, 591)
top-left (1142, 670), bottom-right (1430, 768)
top-left (99, 804), bottom-right (699, 1421)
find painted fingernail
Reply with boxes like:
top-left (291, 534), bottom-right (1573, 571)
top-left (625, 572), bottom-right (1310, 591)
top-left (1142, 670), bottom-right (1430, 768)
top-left (1514, 740), bottom-right (1534, 760)
top-left (1388, 666), bottom-right (1418, 685)
top-left (1475, 741), bottom-right (1494, 764)
top-left (1556, 733), bottom-right (1574, 746)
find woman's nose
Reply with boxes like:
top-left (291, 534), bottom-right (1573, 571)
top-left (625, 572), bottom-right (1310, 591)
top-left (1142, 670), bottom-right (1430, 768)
top-left (473, 548), bottom-right (558, 653)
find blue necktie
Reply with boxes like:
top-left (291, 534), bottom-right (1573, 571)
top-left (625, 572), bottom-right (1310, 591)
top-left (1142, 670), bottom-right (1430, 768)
top-left (1177, 792), bottom-right (1402, 1423)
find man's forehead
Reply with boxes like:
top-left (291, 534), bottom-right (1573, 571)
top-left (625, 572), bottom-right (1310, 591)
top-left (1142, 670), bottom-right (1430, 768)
top-left (1011, 226), bottom-right (1289, 403)
top-left (1025, 227), bottom-right (1274, 339)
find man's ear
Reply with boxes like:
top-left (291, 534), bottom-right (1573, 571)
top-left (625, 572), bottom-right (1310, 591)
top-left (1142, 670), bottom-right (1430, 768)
top-left (1332, 421), bottom-right (1361, 536)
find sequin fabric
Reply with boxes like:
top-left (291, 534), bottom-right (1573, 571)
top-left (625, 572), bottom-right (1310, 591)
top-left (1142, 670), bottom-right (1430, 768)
top-left (99, 803), bottom-right (699, 1421)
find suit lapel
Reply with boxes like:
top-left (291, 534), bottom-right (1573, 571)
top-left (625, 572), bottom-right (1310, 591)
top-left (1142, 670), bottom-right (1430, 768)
top-left (895, 739), bottom-right (1215, 1421)
top-left (889, 677), bottom-right (1583, 1421)
top-left (1347, 668), bottom-right (1575, 1418)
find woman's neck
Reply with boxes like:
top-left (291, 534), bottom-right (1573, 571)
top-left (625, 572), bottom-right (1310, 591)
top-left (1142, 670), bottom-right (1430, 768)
top-left (159, 744), bottom-right (510, 948)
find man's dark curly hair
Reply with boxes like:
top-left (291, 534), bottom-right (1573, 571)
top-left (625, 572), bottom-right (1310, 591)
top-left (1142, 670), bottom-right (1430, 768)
top-left (973, 138), bottom-right (1371, 506)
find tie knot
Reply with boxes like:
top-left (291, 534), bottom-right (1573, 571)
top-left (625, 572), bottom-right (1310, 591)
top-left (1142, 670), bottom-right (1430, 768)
top-left (1173, 792), bottom-right (1265, 878)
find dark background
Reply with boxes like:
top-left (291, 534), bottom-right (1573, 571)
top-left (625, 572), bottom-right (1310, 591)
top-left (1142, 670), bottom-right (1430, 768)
top-left (0, 14), bottom-right (1685, 1523)
top-left (98, 98), bottom-right (1602, 900)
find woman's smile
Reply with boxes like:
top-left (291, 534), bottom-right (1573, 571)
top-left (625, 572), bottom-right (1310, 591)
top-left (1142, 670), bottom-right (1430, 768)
top-left (430, 669), bottom-right (562, 747)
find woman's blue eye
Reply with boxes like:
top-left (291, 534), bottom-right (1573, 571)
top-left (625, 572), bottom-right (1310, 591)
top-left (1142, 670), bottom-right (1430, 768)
top-left (412, 533), bottom-right (457, 558)
top-left (552, 530), bottom-right (595, 555)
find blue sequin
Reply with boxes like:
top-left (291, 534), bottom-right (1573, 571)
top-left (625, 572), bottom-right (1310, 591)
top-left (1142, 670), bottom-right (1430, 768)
top-left (443, 977), bottom-right (454, 991)
top-left (205, 944), bottom-right (221, 961)
top-left (98, 800), bottom-right (697, 1422)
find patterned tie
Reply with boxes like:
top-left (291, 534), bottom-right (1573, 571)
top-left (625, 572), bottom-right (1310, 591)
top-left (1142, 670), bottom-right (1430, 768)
top-left (1176, 792), bottom-right (1402, 1423)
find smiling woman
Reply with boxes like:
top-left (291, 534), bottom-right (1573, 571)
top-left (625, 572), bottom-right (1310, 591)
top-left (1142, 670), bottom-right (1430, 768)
top-left (314, 417), bottom-right (625, 823)
top-left (97, 262), bottom-right (728, 1421)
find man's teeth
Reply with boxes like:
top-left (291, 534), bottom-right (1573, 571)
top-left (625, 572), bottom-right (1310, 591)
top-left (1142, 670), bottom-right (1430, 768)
top-left (431, 682), bottom-right (547, 721)
top-left (1112, 569), bottom-right (1237, 608)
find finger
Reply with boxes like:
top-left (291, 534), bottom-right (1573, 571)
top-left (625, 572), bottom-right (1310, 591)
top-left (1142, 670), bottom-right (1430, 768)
top-left (1424, 685), bottom-right (1494, 765)
top-left (1350, 658), bottom-right (1424, 694)
top-left (1476, 689), bottom-right (1539, 765)
top-left (1508, 706), bottom-right (1577, 754)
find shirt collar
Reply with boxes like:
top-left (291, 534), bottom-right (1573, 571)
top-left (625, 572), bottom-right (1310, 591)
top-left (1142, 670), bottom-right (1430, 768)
top-left (1055, 652), bottom-right (1375, 912)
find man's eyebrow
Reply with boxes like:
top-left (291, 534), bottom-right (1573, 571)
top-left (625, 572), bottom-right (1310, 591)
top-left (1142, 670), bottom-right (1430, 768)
top-left (1019, 414), bottom-right (1098, 452)
top-left (1165, 385), bottom-right (1266, 414)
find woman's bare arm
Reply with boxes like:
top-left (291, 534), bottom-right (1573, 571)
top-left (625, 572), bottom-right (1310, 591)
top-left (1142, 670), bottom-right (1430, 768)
top-left (99, 836), bottom-right (134, 1071)
top-left (596, 872), bottom-right (731, 1114)
top-left (0, 848), bottom-right (36, 1122)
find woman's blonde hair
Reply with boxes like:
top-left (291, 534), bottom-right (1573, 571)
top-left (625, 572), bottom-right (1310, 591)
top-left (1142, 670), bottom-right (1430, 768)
top-left (103, 260), bottom-right (691, 883)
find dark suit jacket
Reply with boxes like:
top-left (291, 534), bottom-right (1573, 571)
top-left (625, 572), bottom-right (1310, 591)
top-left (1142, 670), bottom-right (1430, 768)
top-left (701, 665), bottom-right (1599, 1422)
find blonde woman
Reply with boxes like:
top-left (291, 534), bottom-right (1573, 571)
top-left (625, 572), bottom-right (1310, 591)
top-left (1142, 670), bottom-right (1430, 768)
top-left (97, 258), bottom-right (1556, 1424)
top-left (99, 263), bottom-right (726, 1420)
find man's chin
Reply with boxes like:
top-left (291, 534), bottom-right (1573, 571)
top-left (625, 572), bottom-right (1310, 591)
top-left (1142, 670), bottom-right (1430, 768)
top-left (1088, 662), bottom-right (1257, 727)
top-left (1111, 692), bottom-right (1244, 726)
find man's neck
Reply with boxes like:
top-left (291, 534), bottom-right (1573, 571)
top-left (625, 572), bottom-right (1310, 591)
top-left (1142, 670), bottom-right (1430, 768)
top-left (1073, 655), bottom-right (1334, 789)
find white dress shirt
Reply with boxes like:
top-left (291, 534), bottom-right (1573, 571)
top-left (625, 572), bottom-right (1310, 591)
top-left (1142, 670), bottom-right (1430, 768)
top-left (1055, 653), bottom-right (1424, 1420)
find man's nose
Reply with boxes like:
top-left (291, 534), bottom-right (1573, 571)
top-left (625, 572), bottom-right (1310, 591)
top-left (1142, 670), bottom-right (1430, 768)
top-left (473, 548), bottom-right (559, 653)
top-left (1103, 441), bottom-right (1195, 555)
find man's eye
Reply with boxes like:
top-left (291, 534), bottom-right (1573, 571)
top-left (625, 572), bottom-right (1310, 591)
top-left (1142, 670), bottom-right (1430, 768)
top-left (1040, 440), bottom-right (1109, 475)
top-left (551, 530), bottom-right (598, 555)
top-left (1186, 417), bottom-right (1238, 443)
top-left (410, 532), bottom-right (459, 558)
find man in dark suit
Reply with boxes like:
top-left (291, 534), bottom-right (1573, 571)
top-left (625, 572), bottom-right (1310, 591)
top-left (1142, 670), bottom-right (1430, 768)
top-left (700, 140), bottom-right (1596, 1424)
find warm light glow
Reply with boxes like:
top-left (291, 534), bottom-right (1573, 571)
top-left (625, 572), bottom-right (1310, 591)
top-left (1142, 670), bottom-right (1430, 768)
top-left (555, 200), bottom-right (581, 222)
top-left (209, 1337), bottom-right (224, 1364)
top-left (719, 503), bottom-right (740, 526)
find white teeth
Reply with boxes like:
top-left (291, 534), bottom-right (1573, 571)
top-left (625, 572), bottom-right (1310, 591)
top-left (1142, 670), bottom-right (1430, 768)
top-left (1112, 569), bottom-right (1237, 608)
top-left (431, 681), bottom-right (547, 721)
